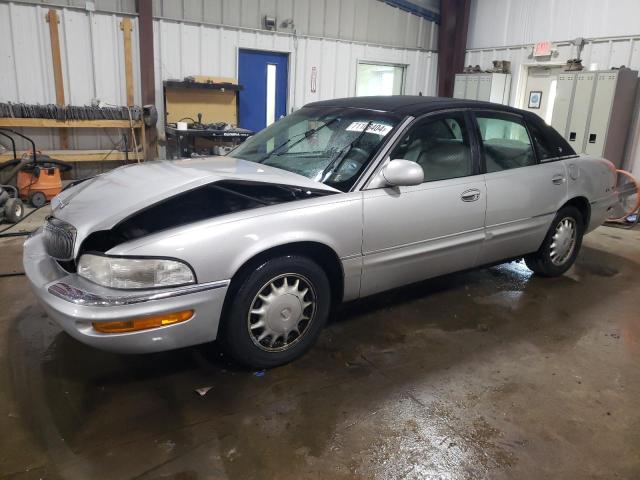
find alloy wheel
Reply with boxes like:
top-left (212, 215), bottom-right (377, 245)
top-left (247, 273), bottom-right (316, 352)
top-left (549, 217), bottom-right (577, 266)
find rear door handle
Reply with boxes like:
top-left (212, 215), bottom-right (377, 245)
top-left (552, 175), bottom-right (566, 185)
top-left (461, 188), bottom-right (481, 202)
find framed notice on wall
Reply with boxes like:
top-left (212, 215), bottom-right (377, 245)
top-left (528, 91), bottom-right (543, 109)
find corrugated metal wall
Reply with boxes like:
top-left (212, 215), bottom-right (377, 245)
top-left (465, 0), bottom-right (640, 176)
top-left (152, 0), bottom-right (437, 50)
top-left (0, 1), bottom-right (140, 152)
top-left (154, 19), bottom-right (437, 131)
top-left (6, 0), bottom-right (137, 14)
top-left (11, 0), bottom-right (439, 50)
top-left (0, 0), bottom-right (438, 153)
top-left (467, 0), bottom-right (640, 50)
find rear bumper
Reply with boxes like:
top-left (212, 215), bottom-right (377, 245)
top-left (23, 229), bottom-right (229, 353)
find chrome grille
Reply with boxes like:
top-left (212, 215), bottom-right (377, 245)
top-left (43, 217), bottom-right (77, 261)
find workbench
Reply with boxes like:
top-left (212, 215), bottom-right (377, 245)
top-left (165, 125), bottom-right (253, 159)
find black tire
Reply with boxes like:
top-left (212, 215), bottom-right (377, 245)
top-left (221, 255), bottom-right (331, 369)
top-left (525, 206), bottom-right (584, 277)
top-left (29, 191), bottom-right (47, 208)
top-left (4, 198), bottom-right (24, 223)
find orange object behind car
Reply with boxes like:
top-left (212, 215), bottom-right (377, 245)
top-left (17, 166), bottom-right (63, 202)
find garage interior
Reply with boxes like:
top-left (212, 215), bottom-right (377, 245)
top-left (1, 0), bottom-right (640, 478)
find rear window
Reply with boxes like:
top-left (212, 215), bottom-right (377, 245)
top-left (525, 114), bottom-right (575, 161)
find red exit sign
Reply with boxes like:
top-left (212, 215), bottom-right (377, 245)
top-left (534, 41), bottom-right (552, 57)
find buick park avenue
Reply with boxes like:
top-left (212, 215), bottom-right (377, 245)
top-left (24, 97), bottom-right (618, 368)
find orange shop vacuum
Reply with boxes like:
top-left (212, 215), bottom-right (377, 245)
top-left (0, 128), bottom-right (72, 209)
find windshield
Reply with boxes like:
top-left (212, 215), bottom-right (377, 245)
top-left (228, 106), bottom-right (401, 191)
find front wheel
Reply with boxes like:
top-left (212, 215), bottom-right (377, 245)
top-left (221, 255), bottom-right (331, 369)
top-left (525, 206), bottom-right (584, 277)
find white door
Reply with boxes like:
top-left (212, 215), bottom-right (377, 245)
top-left (361, 112), bottom-right (486, 296)
top-left (523, 66), bottom-right (563, 124)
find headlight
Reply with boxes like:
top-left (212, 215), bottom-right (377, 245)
top-left (77, 254), bottom-right (195, 289)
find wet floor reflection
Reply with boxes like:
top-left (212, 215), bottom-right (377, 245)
top-left (2, 238), bottom-right (640, 479)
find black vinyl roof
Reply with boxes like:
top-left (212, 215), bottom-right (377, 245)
top-left (305, 95), bottom-right (576, 157)
top-left (305, 95), bottom-right (524, 117)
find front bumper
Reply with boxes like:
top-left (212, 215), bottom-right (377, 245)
top-left (23, 229), bottom-right (230, 353)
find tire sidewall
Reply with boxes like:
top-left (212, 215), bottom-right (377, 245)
top-left (222, 255), bottom-right (331, 368)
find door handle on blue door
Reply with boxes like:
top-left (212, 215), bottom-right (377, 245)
top-left (461, 189), bottom-right (480, 202)
top-left (552, 175), bottom-right (566, 185)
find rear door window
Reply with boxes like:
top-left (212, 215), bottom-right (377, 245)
top-left (475, 114), bottom-right (536, 173)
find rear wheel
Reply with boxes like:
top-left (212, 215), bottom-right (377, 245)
top-left (525, 206), bottom-right (584, 277)
top-left (221, 255), bottom-right (331, 368)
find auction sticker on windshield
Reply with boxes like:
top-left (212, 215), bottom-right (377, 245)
top-left (346, 122), bottom-right (393, 136)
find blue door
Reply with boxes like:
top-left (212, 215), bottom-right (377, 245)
top-left (238, 49), bottom-right (288, 133)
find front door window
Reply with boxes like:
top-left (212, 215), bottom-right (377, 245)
top-left (388, 113), bottom-right (473, 182)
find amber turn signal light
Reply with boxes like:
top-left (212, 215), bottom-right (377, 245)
top-left (92, 310), bottom-right (193, 334)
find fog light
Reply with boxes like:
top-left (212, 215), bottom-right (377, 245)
top-left (92, 310), bottom-right (193, 333)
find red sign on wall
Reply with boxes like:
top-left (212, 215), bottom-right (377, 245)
top-left (533, 41), bottom-right (552, 57)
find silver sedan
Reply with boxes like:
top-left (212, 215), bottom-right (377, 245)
top-left (24, 96), bottom-right (618, 368)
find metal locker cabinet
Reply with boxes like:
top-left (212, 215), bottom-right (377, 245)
top-left (451, 73), bottom-right (511, 103)
top-left (465, 75), bottom-right (480, 100)
top-left (551, 73), bottom-right (576, 137)
top-left (477, 75), bottom-right (492, 101)
top-left (585, 72), bottom-right (617, 157)
top-left (489, 73), bottom-right (510, 103)
top-left (566, 72), bottom-right (596, 152)
top-left (453, 75), bottom-right (467, 99)
top-left (590, 69), bottom-right (638, 167)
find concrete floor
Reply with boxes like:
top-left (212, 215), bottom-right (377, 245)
top-left (1, 222), bottom-right (639, 479)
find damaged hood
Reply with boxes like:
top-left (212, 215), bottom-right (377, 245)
top-left (51, 156), bottom-right (339, 237)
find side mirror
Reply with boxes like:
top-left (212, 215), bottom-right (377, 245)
top-left (381, 159), bottom-right (424, 187)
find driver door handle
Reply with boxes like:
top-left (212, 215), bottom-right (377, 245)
top-left (461, 188), bottom-right (481, 202)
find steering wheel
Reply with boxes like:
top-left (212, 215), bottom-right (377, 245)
top-left (331, 147), bottom-right (370, 181)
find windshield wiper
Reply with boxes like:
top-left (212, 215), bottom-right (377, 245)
top-left (318, 121), bottom-right (373, 182)
top-left (256, 118), bottom-right (339, 164)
